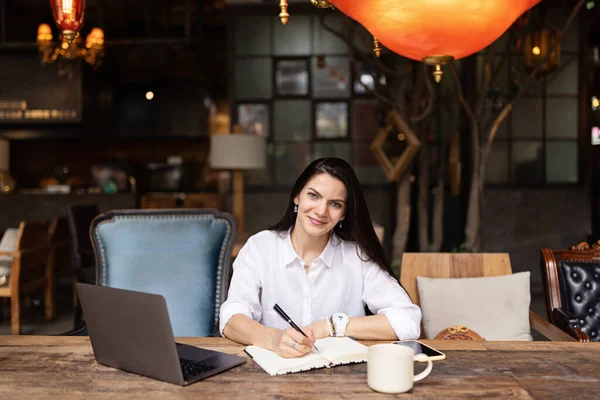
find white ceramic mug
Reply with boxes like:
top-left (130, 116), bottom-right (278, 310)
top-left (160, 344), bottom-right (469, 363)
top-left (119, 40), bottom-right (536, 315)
top-left (367, 343), bottom-right (433, 394)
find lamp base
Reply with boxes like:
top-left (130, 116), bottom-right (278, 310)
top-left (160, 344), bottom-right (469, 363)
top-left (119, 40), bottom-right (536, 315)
top-left (0, 171), bottom-right (15, 193)
top-left (232, 170), bottom-right (245, 233)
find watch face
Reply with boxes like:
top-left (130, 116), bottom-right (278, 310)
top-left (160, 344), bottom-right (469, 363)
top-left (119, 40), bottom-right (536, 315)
top-left (333, 313), bottom-right (348, 324)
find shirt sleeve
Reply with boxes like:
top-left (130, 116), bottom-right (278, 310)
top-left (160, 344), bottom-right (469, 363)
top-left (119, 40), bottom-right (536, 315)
top-left (362, 260), bottom-right (422, 340)
top-left (218, 237), bottom-right (263, 336)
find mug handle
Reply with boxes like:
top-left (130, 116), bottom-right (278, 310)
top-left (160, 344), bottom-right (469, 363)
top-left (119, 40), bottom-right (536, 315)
top-left (412, 354), bottom-right (433, 382)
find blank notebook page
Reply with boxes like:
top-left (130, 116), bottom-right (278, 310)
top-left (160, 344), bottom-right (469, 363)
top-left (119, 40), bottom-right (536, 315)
top-left (246, 337), bottom-right (368, 376)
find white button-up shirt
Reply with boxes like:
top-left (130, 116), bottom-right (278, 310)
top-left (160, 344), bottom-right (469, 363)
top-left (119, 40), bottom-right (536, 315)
top-left (219, 230), bottom-right (422, 340)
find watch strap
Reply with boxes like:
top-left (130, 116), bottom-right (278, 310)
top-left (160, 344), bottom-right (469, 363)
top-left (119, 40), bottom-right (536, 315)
top-left (332, 313), bottom-right (348, 337)
top-left (325, 317), bottom-right (334, 337)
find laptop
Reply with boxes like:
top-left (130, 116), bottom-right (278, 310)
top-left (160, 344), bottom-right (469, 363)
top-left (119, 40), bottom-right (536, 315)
top-left (77, 282), bottom-right (246, 386)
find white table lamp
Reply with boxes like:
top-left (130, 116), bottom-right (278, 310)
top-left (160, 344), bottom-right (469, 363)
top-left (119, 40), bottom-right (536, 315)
top-left (209, 133), bottom-right (266, 232)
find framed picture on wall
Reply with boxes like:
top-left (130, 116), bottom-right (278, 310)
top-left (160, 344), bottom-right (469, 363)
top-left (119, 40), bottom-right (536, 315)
top-left (275, 59), bottom-right (309, 96)
top-left (315, 102), bottom-right (348, 139)
top-left (237, 103), bottom-right (269, 137)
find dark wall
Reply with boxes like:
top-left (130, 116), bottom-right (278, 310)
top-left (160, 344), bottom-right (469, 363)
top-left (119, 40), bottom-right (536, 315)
top-left (482, 187), bottom-right (591, 293)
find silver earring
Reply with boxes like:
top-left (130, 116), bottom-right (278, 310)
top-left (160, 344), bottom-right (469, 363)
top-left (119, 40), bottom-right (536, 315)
top-left (339, 220), bottom-right (343, 228)
top-left (293, 204), bottom-right (298, 213)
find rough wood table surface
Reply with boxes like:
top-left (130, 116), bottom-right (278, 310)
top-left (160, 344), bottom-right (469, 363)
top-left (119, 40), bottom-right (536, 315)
top-left (1, 337), bottom-right (599, 399)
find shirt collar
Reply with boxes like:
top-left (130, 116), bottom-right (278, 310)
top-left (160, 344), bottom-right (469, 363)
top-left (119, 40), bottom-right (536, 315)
top-left (283, 229), bottom-right (340, 268)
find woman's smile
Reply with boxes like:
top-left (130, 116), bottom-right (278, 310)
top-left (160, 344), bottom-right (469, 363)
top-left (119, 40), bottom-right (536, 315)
top-left (308, 216), bottom-right (327, 226)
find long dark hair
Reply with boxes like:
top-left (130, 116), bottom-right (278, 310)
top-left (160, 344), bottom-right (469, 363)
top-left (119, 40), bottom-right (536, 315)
top-left (270, 157), bottom-right (398, 282)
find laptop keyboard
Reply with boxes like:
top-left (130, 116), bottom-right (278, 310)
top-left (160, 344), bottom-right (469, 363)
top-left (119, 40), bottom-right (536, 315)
top-left (180, 358), bottom-right (217, 380)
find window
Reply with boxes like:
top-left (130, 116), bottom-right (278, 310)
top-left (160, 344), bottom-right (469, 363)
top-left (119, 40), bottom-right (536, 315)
top-left (481, 14), bottom-right (580, 185)
top-left (232, 13), bottom-right (387, 186)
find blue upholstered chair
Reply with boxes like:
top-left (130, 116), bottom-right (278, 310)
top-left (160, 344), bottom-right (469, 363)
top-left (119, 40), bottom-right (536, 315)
top-left (90, 209), bottom-right (236, 337)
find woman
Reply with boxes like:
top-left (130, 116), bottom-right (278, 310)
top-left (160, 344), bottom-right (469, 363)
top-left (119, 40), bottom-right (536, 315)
top-left (219, 158), bottom-right (421, 358)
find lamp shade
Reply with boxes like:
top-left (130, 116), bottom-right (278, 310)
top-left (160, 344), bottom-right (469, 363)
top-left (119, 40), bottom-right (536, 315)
top-left (327, 0), bottom-right (541, 62)
top-left (49, 0), bottom-right (87, 42)
top-left (210, 134), bottom-right (266, 170)
top-left (0, 139), bottom-right (9, 171)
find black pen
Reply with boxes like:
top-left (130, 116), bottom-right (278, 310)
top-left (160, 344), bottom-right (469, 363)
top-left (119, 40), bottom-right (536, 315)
top-left (273, 303), bottom-right (320, 353)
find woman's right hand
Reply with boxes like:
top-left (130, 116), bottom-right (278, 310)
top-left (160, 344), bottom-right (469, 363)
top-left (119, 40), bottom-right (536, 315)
top-left (268, 327), bottom-right (315, 358)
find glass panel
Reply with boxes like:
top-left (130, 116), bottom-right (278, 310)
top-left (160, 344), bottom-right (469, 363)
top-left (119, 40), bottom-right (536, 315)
top-left (548, 9), bottom-right (578, 52)
top-left (275, 59), bottom-right (309, 96)
top-left (546, 141), bottom-right (578, 183)
top-left (547, 57), bottom-right (577, 95)
top-left (485, 142), bottom-right (508, 183)
top-left (353, 100), bottom-right (381, 142)
top-left (353, 59), bottom-right (388, 95)
top-left (511, 97), bottom-right (542, 138)
top-left (312, 142), bottom-right (352, 162)
top-left (546, 98), bottom-right (577, 138)
top-left (315, 102), bottom-right (348, 139)
top-left (274, 100), bottom-right (311, 142)
top-left (312, 56), bottom-right (350, 98)
top-left (273, 15), bottom-right (311, 55)
top-left (312, 14), bottom-right (348, 55)
top-left (237, 104), bottom-right (269, 137)
top-left (235, 16), bottom-right (271, 56)
top-left (482, 110), bottom-right (508, 139)
top-left (246, 147), bottom-right (274, 185)
top-left (354, 70), bottom-right (375, 95)
top-left (512, 56), bottom-right (544, 96)
top-left (235, 58), bottom-right (272, 99)
top-left (512, 141), bottom-right (544, 184)
top-left (477, 55), bottom-right (509, 94)
top-left (274, 143), bottom-right (311, 185)
top-left (353, 143), bottom-right (388, 184)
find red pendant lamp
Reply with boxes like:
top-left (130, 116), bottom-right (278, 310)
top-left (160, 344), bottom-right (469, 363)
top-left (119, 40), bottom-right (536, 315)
top-left (326, 0), bottom-right (541, 81)
top-left (49, 0), bottom-right (87, 43)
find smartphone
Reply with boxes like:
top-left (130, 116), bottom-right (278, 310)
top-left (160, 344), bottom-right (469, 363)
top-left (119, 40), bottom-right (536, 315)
top-left (392, 340), bottom-right (446, 361)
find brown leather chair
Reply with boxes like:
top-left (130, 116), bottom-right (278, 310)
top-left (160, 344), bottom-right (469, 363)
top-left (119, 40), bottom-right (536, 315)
top-left (540, 241), bottom-right (600, 342)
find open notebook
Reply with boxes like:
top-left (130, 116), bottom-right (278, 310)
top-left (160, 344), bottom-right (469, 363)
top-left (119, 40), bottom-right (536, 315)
top-left (245, 337), bottom-right (368, 376)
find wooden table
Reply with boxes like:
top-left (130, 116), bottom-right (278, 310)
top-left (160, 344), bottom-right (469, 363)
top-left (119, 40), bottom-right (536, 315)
top-left (1, 337), bottom-right (599, 399)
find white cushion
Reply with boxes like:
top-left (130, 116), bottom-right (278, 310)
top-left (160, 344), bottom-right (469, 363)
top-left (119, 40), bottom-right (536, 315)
top-left (417, 272), bottom-right (533, 341)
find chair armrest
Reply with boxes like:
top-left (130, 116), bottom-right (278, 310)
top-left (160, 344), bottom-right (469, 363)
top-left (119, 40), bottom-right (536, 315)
top-left (529, 310), bottom-right (577, 341)
top-left (551, 308), bottom-right (590, 342)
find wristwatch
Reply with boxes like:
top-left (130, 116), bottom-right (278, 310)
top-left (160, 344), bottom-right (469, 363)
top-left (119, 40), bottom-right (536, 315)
top-left (331, 313), bottom-right (349, 337)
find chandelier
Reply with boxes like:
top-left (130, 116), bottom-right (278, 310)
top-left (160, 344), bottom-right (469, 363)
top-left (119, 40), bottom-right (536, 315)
top-left (37, 24), bottom-right (104, 68)
top-left (36, 0), bottom-right (104, 68)
top-left (278, 0), bottom-right (541, 82)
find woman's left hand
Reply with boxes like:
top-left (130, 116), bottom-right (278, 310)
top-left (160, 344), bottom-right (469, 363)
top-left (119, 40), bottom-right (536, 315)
top-left (302, 319), bottom-right (330, 340)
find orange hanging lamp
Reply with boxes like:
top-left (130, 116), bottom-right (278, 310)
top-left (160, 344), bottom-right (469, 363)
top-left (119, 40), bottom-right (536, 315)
top-left (307, 0), bottom-right (541, 81)
top-left (49, 0), bottom-right (87, 43)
